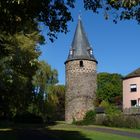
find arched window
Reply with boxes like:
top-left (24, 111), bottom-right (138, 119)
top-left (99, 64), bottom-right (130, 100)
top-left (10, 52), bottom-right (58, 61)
top-left (80, 60), bottom-right (83, 67)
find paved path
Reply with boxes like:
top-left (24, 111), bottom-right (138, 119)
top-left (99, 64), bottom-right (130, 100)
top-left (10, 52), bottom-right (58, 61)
top-left (80, 126), bottom-right (140, 139)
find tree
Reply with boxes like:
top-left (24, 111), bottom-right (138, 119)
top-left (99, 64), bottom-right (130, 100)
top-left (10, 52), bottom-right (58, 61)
top-left (84, 0), bottom-right (140, 23)
top-left (31, 61), bottom-right (58, 122)
top-left (0, 32), bottom-right (42, 118)
top-left (0, 0), bottom-right (75, 41)
top-left (47, 85), bottom-right (65, 120)
top-left (0, 0), bottom-right (74, 119)
top-left (97, 72), bottom-right (123, 105)
top-left (0, 0), bottom-right (76, 121)
top-left (32, 61), bottom-right (58, 96)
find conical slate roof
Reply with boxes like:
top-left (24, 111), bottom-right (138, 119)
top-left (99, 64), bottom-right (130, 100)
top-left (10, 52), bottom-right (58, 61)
top-left (124, 67), bottom-right (140, 79)
top-left (65, 16), bottom-right (97, 64)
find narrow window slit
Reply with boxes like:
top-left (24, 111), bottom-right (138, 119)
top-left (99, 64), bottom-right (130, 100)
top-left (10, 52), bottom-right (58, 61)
top-left (80, 60), bottom-right (83, 67)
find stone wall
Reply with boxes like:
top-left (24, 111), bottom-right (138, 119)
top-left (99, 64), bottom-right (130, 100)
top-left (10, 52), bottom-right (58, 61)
top-left (65, 60), bottom-right (97, 123)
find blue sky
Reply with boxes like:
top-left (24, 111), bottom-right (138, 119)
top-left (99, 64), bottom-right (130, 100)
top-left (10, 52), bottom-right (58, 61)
top-left (39, 1), bottom-right (140, 85)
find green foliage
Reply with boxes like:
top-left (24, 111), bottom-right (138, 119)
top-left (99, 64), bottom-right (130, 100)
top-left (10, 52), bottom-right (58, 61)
top-left (0, 32), bottom-right (41, 118)
top-left (96, 100), bottom-right (122, 127)
top-left (83, 110), bottom-right (96, 124)
top-left (0, 0), bottom-right (72, 123)
top-left (0, 0), bottom-right (75, 41)
top-left (0, 33), bottom-right (60, 122)
top-left (29, 62), bottom-right (60, 123)
top-left (28, 82), bottom-right (65, 123)
top-left (99, 100), bottom-right (110, 109)
top-left (74, 110), bottom-right (96, 125)
top-left (103, 115), bottom-right (140, 129)
top-left (47, 85), bottom-right (65, 120)
top-left (83, 0), bottom-right (140, 24)
top-left (32, 61), bottom-right (58, 96)
top-left (97, 73), bottom-right (123, 105)
top-left (99, 100), bottom-right (121, 118)
top-left (95, 101), bottom-right (140, 129)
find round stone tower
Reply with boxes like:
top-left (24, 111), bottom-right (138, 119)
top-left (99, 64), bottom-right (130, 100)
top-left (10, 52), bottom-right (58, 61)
top-left (65, 17), bottom-right (97, 123)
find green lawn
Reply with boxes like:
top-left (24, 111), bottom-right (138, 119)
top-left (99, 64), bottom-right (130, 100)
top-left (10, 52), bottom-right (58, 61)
top-left (48, 122), bottom-right (140, 140)
top-left (0, 122), bottom-right (140, 140)
top-left (82, 124), bottom-right (140, 134)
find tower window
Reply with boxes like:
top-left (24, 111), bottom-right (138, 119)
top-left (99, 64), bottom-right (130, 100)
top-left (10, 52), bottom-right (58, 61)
top-left (90, 50), bottom-right (93, 55)
top-left (80, 60), bottom-right (83, 67)
top-left (70, 50), bottom-right (73, 55)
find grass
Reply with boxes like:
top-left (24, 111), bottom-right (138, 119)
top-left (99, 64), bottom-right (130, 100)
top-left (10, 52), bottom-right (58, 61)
top-left (48, 122), bottom-right (140, 140)
top-left (0, 129), bottom-right (16, 140)
top-left (82, 124), bottom-right (140, 134)
top-left (0, 121), bottom-right (140, 140)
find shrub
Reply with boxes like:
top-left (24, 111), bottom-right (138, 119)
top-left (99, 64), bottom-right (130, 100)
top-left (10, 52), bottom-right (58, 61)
top-left (123, 115), bottom-right (140, 128)
top-left (74, 110), bottom-right (96, 125)
top-left (83, 110), bottom-right (96, 124)
top-left (102, 114), bottom-right (140, 129)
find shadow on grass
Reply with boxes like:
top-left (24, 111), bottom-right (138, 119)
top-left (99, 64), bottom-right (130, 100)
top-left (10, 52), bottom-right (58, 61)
top-left (0, 126), bottom-right (91, 140)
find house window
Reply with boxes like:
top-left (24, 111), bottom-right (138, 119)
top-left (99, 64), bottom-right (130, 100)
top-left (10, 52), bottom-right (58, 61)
top-left (80, 60), bottom-right (83, 67)
top-left (130, 84), bottom-right (137, 92)
top-left (131, 100), bottom-right (137, 107)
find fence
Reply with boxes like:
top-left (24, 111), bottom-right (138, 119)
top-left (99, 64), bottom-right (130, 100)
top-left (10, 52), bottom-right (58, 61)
top-left (123, 107), bottom-right (140, 115)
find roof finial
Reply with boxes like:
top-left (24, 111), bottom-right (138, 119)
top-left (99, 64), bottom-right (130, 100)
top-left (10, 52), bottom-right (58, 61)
top-left (78, 10), bottom-right (82, 20)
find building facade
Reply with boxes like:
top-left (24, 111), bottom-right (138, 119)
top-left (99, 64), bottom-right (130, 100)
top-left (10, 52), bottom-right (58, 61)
top-left (65, 17), bottom-right (97, 123)
top-left (123, 68), bottom-right (140, 109)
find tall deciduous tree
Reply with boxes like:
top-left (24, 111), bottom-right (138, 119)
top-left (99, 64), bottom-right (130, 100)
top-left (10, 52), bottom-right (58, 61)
top-left (0, 32), bottom-right (42, 118)
top-left (32, 61), bottom-right (58, 96)
top-left (97, 72), bottom-right (123, 105)
top-left (47, 85), bottom-right (65, 120)
top-left (31, 61), bottom-right (58, 122)
top-left (0, 0), bottom-right (74, 119)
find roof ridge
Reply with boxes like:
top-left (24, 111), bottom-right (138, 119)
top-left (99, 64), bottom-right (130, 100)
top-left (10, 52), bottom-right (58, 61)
top-left (124, 67), bottom-right (140, 79)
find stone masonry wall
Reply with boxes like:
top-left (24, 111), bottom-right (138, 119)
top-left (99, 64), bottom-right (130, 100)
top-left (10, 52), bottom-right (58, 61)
top-left (65, 60), bottom-right (97, 123)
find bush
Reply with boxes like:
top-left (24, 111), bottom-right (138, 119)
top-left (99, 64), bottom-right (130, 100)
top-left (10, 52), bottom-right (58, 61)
top-left (13, 112), bottom-right (43, 124)
top-left (83, 110), bottom-right (96, 124)
top-left (95, 102), bottom-right (140, 129)
top-left (102, 114), bottom-right (140, 129)
top-left (74, 110), bottom-right (96, 125)
top-left (123, 115), bottom-right (140, 128)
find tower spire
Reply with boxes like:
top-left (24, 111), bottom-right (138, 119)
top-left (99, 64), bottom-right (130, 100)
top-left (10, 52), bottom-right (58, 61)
top-left (65, 17), bottom-right (97, 63)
